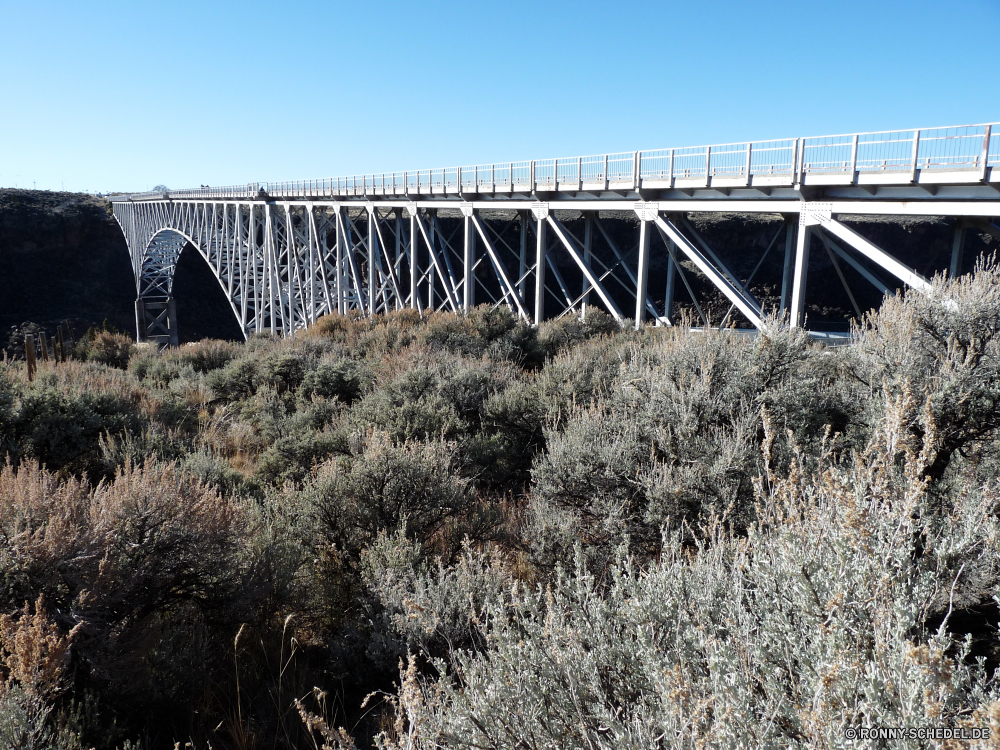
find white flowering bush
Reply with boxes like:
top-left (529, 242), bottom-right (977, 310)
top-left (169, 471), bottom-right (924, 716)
top-left (377, 392), bottom-right (1000, 749)
top-left (360, 532), bottom-right (514, 667)
top-left (852, 257), bottom-right (1000, 484)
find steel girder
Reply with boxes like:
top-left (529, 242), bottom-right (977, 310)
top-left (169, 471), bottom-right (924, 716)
top-left (112, 200), bottom-right (543, 340)
top-left (110, 198), bottom-right (995, 342)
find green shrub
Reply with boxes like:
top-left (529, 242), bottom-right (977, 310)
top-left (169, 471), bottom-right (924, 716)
top-left (130, 339), bottom-right (240, 386)
top-left (256, 351), bottom-right (307, 394)
top-left (74, 330), bottom-right (135, 370)
top-left (129, 356), bottom-right (187, 391)
top-left (235, 385), bottom-right (294, 443)
top-left (298, 358), bottom-right (372, 405)
top-left (534, 334), bottom-right (633, 424)
top-left (420, 312), bottom-right (484, 357)
top-left (350, 356), bottom-right (517, 446)
top-left (308, 311), bottom-right (354, 342)
top-left (435, 365), bottom-right (496, 427)
top-left (349, 366), bottom-right (466, 443)
top-left (528, 322), bottom-right (853, 568)
top-left (255, 428), bottom-right (348, 486)
top-left (419, 305), bottom-right (529, 360)
top-left (173, 338), bottom-right (240, 373)
top-left (529, 403), bottom-right (655, 568)
top-left (11, 380), bottom-right (144, 475)
top-left (0, 684), bottom-right (86, 750)
top-left (98, 424), bottom-right (188, 474)
top-left (180, 449), bottom-right (259, 499)
top-left (206, 356), bottom-right (259, 401)
top-left (462, 377), bottom-right (547, 489)
top-left (304, 431), bottom-right (470, 560)
top-left (304, 309), bottom-right (423, 358)
top-left (536, 308), bottom-right (623, 358)
top-left (360, 531), bottom-right (513, 668)
top-left (467, 304), bottom-right (520, 343)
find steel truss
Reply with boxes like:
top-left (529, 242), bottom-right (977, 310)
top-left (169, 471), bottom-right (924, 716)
top-left (111, 196), bottom-right (1000, 343)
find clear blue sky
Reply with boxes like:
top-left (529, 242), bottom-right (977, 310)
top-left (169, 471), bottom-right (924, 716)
top-left (2, 0), bottom-right (998, 193)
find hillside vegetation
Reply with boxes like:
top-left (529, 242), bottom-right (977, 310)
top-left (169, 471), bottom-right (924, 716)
top-left (2, 264), bottom-right (1000, 748)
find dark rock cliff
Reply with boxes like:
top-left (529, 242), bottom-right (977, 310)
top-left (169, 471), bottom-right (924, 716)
top-left (0, 189), bottom-right (243, 353)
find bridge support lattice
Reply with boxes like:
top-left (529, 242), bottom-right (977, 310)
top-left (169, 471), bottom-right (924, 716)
top-left (109, 121), bottom-right (1000, 343)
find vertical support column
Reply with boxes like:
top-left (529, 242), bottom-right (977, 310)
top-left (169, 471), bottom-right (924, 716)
top-left (309, 208), bottom-right (318, 324)
top-left (234, 203), bottom-right (245, 328)
top-left (167, 298), bottom-right (179, 346)
top-left (335, 207), bottom-right (345, 314)
top-left (347, 210), bottom-right (359, 314)
top-left (663, 250), bottom-right (676, 325)
top-left (462, 210), bottom-right (475, 312)
top-left (789, 220), bottom-right (812, 329)
top-left (534, 213), bottom-right (547, 325)
top-left (950, 219), bottom-right (967, 278)
top-left (250, 205), bottom-right (262, 332)
top-left (427, 210), bottom-right (436, 310)
top-left (264, 203), bottom-right (278, 333)
top-left (367, 207), bottom-right (377, 315)
top-left (135, 299), bottom-right (146, 343)
top-left (409, 208), bottom-right (420, 311)
top-left (582, 213), bottom-right (593, 319)
top-left (518, 211), bottom-right (528, 302)
top-left (394, 209), bottom-right (403, 310)
top-left (262, 206), bottom-right (272, 330)
top-left (779, 219), bottom-right (796, 316)
top-left (134, 298), bottom-right (178, 346)
top-left (634, 218), bottom-right (651, 329)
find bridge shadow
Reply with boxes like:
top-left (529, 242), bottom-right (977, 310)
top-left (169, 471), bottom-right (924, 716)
top-left (171, 241), bottom-right (245, 343)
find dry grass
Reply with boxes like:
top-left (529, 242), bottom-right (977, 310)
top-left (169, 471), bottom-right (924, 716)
top-left (0, 596), bottom-right (80, 698)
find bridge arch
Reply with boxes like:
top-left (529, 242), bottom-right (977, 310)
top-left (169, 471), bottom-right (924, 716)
top-left (136, 227), bottom-right (247, 345)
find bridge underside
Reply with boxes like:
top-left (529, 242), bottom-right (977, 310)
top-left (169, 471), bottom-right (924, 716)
top-left (109, 195), bottom-right (1000, 344)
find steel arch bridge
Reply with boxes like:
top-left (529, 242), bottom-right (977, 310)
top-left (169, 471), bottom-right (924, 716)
top-left (110, 121), bottom-right (1000, 345)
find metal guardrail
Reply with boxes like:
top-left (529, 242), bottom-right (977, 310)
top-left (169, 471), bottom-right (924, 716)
top-left (108, 122), bottom-right (999, 202)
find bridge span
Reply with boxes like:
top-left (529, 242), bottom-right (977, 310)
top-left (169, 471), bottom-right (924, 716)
top-left (109, 122), bottom-right (1000, 345)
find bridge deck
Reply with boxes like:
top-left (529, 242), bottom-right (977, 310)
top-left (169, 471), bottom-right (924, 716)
top-left (111, 122), bottom-right (1000, 205)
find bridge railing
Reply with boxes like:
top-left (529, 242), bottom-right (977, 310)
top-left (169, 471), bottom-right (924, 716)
top-left (109, 183), bottom-right (261, 201)
top-left (108, 121), bottom-right (999, 203)
top-left (801, 125), bottom-right (998, 175)
top-left (750, 140), bottom-right (797, 176)
top-left (914, 125), bottom-right (998, 170)
top-left (581, 154), bottom-right (605, 183)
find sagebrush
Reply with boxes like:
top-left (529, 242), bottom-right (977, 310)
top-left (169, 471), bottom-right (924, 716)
top-left (3, 268), bottom-right (1000, 748)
